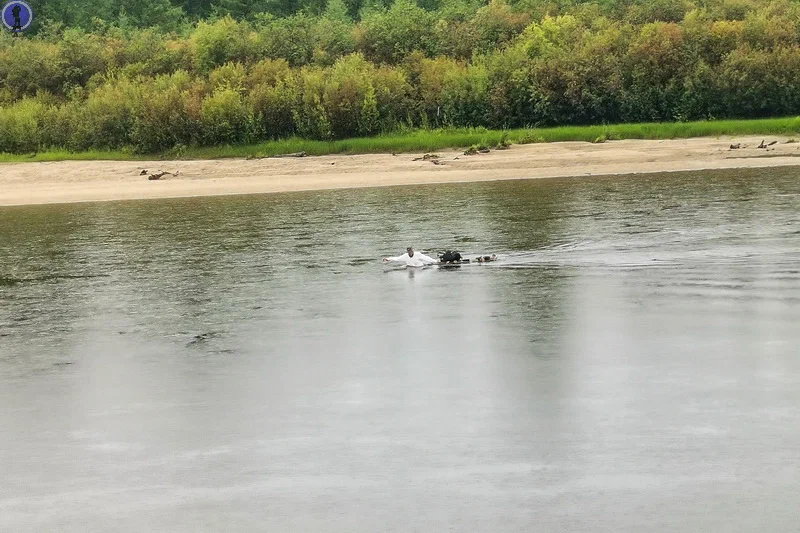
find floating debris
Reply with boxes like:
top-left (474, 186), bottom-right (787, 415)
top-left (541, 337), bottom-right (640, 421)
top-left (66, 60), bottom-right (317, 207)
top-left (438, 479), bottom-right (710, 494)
top-left (186, 331), bottom-right (222, 347)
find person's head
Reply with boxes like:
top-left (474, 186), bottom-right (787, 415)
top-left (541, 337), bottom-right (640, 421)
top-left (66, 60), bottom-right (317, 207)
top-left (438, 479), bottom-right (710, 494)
top-left (407, 246), bottom-right (414, 257)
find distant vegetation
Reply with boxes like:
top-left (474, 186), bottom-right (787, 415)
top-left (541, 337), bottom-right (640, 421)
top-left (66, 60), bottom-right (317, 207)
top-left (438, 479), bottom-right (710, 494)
top-left (2, 0), bottom-right (800, 155)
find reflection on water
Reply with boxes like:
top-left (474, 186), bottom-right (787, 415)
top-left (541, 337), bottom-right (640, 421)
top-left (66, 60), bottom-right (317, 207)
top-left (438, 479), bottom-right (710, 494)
top-left (1, 168), bottom-right (799, 532)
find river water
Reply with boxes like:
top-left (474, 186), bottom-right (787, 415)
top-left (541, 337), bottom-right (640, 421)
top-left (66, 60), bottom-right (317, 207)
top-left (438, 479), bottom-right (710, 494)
top-left (1, 168), bottom-right (799, 532)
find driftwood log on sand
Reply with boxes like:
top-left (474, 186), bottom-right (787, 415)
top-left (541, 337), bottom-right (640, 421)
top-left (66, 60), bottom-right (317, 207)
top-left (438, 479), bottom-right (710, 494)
top-left (247, 151), bottom-right (308, 160)
top-left (145, 170), bottom-right (180, 180)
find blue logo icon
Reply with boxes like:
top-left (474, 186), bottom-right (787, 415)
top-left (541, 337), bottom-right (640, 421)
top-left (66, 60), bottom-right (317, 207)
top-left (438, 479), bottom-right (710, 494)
top-left (2, 1), bottom-right (33, 32)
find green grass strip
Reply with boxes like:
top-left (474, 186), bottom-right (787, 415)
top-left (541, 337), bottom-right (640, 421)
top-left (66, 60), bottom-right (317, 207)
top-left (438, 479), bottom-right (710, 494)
top-left (2, 117), bottom-right (800, 163)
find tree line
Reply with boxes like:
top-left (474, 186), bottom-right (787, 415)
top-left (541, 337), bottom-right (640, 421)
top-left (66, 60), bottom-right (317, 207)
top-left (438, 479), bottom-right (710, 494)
top-left (2, 0), bottom-right (800, 153)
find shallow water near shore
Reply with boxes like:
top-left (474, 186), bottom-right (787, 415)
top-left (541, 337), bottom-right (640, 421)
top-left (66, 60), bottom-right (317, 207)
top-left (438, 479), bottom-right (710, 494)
top-left (1, 168), bottom-right (799, 532)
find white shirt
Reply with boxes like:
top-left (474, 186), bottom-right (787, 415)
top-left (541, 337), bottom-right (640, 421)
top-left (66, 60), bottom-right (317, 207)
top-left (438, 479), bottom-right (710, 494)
top-left (385, 252), bottom-right (437, 267)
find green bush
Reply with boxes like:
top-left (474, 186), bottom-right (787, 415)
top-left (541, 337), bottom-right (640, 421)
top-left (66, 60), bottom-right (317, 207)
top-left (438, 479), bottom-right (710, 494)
top-left (191, 17), bottom-right (257, 72)
top-left (0, 98), bottom-right (47, 153)
top-left (293, 68), bottom-right (332, 139)
top-left (371, 65), bottom-right (412, 132)
top-left (248, 59), bottom-right (297, 139)
top-left (256, 14), bottom-right (317, 66)
top-left (200, 87), bottom-right (254, 144)
top-left (321, 54), bottom-right (377, 138)
top-left (0, 40), bottom-right (64, 98)
top-left (311, 0), bottom-right (356, 66)
top-left (58, 29), bottom-right (109, 91)
top-left (469, 0), bottom-right (531, 54)
top-left (210, 62), bottom-right (247, 91)
top-left (67, 77), bottom-right (142, 150)
top-left (357, 0), bottom-right (438, 63)
top-left (131, 70), bottom-right (198, 153)
top-left (719, 46), bottom-right (800, 117)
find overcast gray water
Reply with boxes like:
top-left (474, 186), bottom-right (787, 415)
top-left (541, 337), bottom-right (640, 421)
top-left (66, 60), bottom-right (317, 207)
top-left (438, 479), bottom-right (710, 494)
top-left (1, 168), bottom-right (799, 532)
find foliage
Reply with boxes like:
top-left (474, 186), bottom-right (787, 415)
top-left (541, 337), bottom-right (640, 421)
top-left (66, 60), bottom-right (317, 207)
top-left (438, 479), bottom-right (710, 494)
top-left (356, 0), bottom-right (438, 62)
top-left (2, 0), bottom-right (800, 153)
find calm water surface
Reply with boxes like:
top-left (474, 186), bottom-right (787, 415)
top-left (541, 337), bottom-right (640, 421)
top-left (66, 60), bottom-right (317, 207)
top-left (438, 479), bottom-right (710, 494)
top-left (1, 169), bottom-right (799, 532)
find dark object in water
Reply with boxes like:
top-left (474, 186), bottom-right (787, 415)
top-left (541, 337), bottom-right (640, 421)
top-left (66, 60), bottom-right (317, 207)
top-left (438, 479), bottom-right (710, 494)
top-left (758, 140), bottom-right (767, 149)
top-left (140, 169), bottom-right (148, 175)
top-left (439, 251), bottom-right (463, 263)
top-left (186, 331), bottom-right (221, 347)
top-left (768, 140), bottom-right (778, 146)
top-left (476, 254), bottom-right (498, 263)
top-left (729, 143), bottom-right (741, 150)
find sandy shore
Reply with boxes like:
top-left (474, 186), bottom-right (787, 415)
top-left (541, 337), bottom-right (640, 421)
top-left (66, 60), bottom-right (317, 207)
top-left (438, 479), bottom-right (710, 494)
top-left (1, 136), bottom-right (799, 206)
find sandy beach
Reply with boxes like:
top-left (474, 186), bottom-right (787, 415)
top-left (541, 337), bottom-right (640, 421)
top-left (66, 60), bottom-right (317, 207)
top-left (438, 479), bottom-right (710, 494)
top-left (1, 136), bottom-right (799, 206)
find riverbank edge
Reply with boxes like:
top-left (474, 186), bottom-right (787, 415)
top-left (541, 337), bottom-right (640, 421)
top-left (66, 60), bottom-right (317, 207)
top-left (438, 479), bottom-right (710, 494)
top-left (2, 118), bottom-right (800, 163)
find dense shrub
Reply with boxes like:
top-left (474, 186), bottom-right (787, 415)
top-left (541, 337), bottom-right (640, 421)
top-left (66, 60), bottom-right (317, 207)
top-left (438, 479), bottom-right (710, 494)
top-left (248, 59), bottom-right (297, 138)
top-left (131, 70), bottom-right (199, 152)
top-left (0, 40), bottom-right (63, 98)
top-left (256, 14), bottom-right (317, 66)
top-left (200, 87), bottom-right (254, 144)
top-left (356, 0), bottom-right (438, 62)
top-left (68, 77), bottom-right (142, 150)
top-left (191, 17), bottom-right (257, 72)
top-left (0, 97), bottom-right (47, 153)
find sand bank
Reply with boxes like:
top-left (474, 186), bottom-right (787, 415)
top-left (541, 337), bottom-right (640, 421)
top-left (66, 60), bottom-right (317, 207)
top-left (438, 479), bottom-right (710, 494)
top-left (1, 136), bottom-right (799, 206)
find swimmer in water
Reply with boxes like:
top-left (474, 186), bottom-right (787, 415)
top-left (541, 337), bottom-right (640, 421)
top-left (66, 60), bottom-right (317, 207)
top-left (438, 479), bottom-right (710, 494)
top-left (383, 246), bottom-right (438, 267)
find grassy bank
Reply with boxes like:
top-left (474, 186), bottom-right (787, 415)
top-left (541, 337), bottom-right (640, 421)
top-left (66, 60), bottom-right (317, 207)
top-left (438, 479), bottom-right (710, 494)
top-left (2, 117), bottom-right (800, 163)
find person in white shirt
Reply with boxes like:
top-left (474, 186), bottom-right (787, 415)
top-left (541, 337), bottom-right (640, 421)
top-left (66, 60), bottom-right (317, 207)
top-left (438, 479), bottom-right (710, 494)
top-left (382, 246), bottom-right (438, 267)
